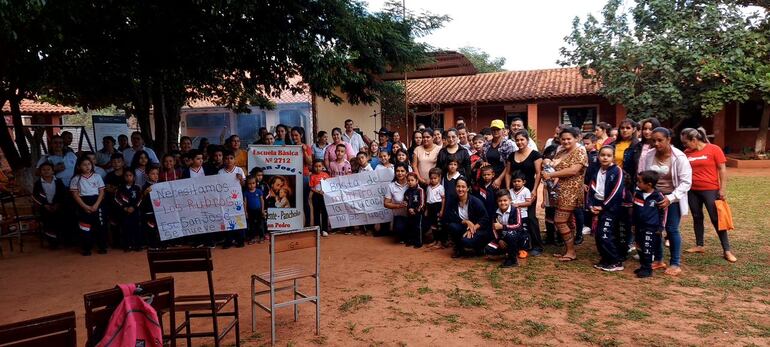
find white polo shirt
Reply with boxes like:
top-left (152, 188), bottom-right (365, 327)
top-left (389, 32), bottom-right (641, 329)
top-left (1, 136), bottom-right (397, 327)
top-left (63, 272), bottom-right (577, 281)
top-left (510, 187), bottom-right (532, 218)
top-left (387, 180), bottom-right (408, 216)
top-left (342, 131), bottom-right (366, 152)
top-left (70, 173), bottom-right (105, 196)
top-left (426, 184), bottom-right (444, 204)
top-left (188, 166), bottom-right (207, 178)
top-left (218, 166), bottom-right (245, 185)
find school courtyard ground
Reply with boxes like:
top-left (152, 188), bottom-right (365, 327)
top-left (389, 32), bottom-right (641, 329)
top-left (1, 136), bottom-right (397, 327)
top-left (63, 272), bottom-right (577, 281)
top-left (1, 168), bottom-right (769, 347)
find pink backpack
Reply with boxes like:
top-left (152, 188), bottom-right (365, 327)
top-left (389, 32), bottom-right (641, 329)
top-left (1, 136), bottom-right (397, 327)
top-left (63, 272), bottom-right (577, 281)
top-left (97, 283), bottom-right (163, 347)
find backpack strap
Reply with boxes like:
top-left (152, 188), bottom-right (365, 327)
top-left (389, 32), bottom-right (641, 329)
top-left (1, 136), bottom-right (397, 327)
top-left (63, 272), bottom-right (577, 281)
top-left (117, 283), bottom-right (137, 297)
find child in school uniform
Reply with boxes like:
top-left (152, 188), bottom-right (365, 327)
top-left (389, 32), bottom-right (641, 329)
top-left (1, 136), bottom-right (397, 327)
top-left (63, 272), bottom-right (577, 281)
top-left (182, 150), bottom-right (207, 179)
top-left (103, 153), bottom-right (125, 247)
top-left (586, 146), bottom-right (628, 272)
top-left (114, 170), bottom-right (144, 251)
top-left (220, 150), bottom-right (246, 248)
top-left (633, 170), bottom-right (667, 278)
top-left (70, 156), bottom-right (107, 256)
top-left (403, 172), bottom-right (425, 248)
top-left (375, 150), bottom-right (394, 176)
top-left (426, 168), bottom-right (446, 249)
top-left (489, 189), bottom-right (530, 268)
top-left (160, 153), bottom-right (182, 182)
top-left (355, 151), bottom-right (374, 173)
top-left (204, 145), bottom-right (224, 175)
top-left (509, 171), bottom-right (534, 257)
top-left (469, 135), bottom-right (486, 189)
top-left (244, 175), bottom-right (266, 243)
top-left (473, 165), bottom-right (498, 223)
top-left (32, 162), bottom-right (68, 247)
top-left (394, 151), bottom-right (413, 172)
top-left (143, 166), bottom-right (163, 249)
top-left (309, 159), bottom-right (330, 237)
top-left (442, 158), bottom-right (464, 203)
top-left (582, 133), bottom-right (600, 236)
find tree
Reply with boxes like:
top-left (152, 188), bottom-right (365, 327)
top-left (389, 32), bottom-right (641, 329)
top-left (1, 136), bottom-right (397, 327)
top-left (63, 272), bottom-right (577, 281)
top-left (560, 0), bottom-right (770, 156)
top-left (39, 0), bottom-right (447, 154)
top-left (458, 46), bottom-right (507, 73)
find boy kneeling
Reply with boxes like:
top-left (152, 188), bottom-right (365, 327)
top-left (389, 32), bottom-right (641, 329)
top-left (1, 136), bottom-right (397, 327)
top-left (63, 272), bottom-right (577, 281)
top-left (487, 189), bottom-right (530, 268)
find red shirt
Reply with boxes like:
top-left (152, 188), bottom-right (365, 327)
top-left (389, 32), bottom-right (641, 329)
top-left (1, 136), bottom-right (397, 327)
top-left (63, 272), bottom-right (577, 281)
top-left (309, 172), bottom-right (330, 191)
top-left (685, 144), bottom-right (726, 191)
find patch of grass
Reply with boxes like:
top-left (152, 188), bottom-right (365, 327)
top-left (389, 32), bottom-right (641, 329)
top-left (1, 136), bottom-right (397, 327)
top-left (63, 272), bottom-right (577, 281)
top-left (748, 321), bottom-right (770, 337)
top-left (522, 319), bottom-right (550, 337)
top-left (538, 297), bottom-right (565, 310)
top-left (599, 339), bottom-right (622, 347)
top-left (417, 286), bottom-right (432, 295)
top-left (696, 323), bottom-right (720, 335)
top-left (678, 277), bottom-right (707, 288)
top-left (646, 291), bottom-right (665, 300)
top-left (457, 269), bottom-right (482, 288)
top-left (447, 288), bottom-right (487, 307)
top-left (362, 327), bottom-right (373, 334)
top-left (478, 331), bottom-right (494, 339)
top-left (310, 335), bottom-right (327, 345)
top-left (339, 294), bottom-right (372, 313)
top-left (487, 268), bottom-right (503, 289)
top-left (345, 321), bottom-right (357, 336)
top-left (612, 308), bottom-right (649, 321)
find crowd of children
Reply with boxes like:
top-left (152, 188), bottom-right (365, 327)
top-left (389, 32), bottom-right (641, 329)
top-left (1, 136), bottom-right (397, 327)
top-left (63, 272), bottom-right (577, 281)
top-left (30, 117), bottom-right (715, 279)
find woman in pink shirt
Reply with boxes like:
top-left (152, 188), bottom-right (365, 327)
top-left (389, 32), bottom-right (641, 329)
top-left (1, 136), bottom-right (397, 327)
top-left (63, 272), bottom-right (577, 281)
top-left (324, 127), bottom-right (356, 169)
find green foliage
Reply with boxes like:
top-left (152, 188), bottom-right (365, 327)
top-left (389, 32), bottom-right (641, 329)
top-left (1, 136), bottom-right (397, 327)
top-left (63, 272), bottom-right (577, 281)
top-left (339, 294), bottom-right (372, 313)
top-left (458, 46), bottom-right (506, 73)
top-left (560, 0), bottom-right (770, 120)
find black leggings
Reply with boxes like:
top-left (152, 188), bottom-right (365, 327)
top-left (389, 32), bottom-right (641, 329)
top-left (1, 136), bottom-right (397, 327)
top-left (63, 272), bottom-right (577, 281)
top-left (687, 190), bottom-right (730, 252)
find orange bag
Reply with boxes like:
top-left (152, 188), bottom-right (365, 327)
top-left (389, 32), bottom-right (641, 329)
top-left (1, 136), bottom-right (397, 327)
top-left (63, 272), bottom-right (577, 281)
top-left (715, 200), bottom-right (734, 231)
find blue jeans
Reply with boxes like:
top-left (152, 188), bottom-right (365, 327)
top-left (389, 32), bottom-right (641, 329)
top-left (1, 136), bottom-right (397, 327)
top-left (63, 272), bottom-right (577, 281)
top-left (654, 202), bottom-right (682, 266)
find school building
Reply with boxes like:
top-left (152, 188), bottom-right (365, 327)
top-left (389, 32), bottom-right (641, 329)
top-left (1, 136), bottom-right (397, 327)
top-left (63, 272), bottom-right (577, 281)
top-left (395, 66), bottom-right (768, 153)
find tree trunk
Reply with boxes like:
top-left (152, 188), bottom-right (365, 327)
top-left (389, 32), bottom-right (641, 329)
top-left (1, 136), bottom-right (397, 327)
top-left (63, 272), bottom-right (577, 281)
top-left (755, 101), bottom-right (770, 158)
top-left (9, 96), bottom-right (31, 166)
top-left (132, 78), bottom-right (153, 147)
top-left (151, 79), bottom-right (168, 154)
top-left (165, 97), bottom-right (182, 152)
top-left (0, 96), bottom-right (23, 169)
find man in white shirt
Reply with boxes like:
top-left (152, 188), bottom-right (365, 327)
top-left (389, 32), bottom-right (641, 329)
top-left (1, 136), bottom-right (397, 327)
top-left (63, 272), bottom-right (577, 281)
top-left (509, 118), bottom-right (538, 151)
top-left (122, 131), bottom-right (160, 166)
top-left (342, 119), bottom-right (367, 152)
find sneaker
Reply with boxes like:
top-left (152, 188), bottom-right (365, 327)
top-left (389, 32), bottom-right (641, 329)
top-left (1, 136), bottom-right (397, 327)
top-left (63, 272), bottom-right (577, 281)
top-left (500, 258), bottom-right (519, 268)
top-left (636, 269), bottom-right (653, 278)
top-left (582, 226), bottom-right (592, 235)
top-left (574, 233), bottom-right (584, 245)
top-left (600, 263), bottom-right (625, 272)
top-left (593, 262), bottom-right (606, 270)
top-left (518, 250), bottom-right (528, 259)
top-left (321, 231), bottom-right (329, 237)
top-left (529, 249), bottom-right (542, 257)
top-left (651, 262), bottom-right (667, 270)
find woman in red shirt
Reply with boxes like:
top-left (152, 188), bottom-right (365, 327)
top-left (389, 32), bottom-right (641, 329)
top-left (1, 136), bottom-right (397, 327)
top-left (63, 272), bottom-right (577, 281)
top-left (680, 128), bottom-right (736, 262)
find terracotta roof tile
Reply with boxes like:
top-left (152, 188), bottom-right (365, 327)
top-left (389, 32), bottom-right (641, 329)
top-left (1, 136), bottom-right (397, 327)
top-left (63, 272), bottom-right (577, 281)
top-left (406, 67), bottom-right (599, 105)
top-left (2, 99), bottom-right (78, 115)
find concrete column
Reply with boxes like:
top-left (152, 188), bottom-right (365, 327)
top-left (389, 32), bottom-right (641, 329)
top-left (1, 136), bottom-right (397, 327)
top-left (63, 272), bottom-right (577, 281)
top-left (527, 103), bottom-right (539, 146)
top-left (713, 108), bottom-right (726, 148)
top-left (443, 107), bottom-right (454, 129)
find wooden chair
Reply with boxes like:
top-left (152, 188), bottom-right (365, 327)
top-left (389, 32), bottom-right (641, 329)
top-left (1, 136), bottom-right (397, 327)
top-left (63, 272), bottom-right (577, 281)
top-left (147, 248), bottom-right (240, 347)
top-left (0, 311), bottom-right (76, 347)
top-left (83, 277), bottom-right (176, 347)
top-left (251, 226), bottom-right (320, 346)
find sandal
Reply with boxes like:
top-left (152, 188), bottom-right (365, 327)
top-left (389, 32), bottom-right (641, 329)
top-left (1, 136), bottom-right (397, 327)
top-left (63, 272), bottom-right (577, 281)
top-left (651, 261), bottom-right (667, 270)
top-left (664, 266), bottom-right (682, 276)
top-left (558, 255), bottom-right (577, 262)
top-left (685, 246), bottom-right (705, 254)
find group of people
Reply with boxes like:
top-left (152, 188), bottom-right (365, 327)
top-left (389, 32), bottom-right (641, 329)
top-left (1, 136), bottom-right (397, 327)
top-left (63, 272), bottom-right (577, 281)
top-left (32, 116), bottom-right (735, 277)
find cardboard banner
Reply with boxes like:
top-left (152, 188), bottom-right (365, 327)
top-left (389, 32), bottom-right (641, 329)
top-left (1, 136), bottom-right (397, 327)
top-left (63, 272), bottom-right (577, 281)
top-left (150, 175), bottom-right (247, 241)
top-left (321, 169), bottom-right (394, 229)
top-left (92, 115), bottom-right (130, 150)
top-left (248, 145), bottom-right (304, 230)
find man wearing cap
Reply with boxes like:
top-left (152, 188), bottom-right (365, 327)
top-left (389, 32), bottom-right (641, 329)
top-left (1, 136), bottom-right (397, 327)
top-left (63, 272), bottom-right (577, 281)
top-left (375, 127), bottom-right (393, 153)
top-left (482, 119), bottom-right (516, 178)
top-left (508, 117), bottom-right (538, 151)
top-left (342, 119), bottom-right (367, 152)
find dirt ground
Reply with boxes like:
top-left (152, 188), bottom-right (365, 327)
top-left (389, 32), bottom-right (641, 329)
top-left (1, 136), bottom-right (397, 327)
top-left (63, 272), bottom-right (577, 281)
top-left (1, 168), bottom-right (769, 346)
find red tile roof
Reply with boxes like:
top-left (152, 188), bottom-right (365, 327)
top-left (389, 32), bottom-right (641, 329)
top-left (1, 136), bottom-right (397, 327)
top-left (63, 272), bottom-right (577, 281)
top-left (2, 99), bottom-right (78, 115)
top-left (406, 67), bottom-right (599, 106)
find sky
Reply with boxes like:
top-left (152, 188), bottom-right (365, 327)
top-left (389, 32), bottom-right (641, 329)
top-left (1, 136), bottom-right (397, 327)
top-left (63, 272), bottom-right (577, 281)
top-left (365, 0), bottom-right (616, 71)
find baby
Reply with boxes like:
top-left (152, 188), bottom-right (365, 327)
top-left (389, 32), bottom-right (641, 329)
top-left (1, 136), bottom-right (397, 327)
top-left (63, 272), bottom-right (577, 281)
top-left (542, 158), bottom-right (559, 201)
top-left (275, 187), bottom-right (291, 208)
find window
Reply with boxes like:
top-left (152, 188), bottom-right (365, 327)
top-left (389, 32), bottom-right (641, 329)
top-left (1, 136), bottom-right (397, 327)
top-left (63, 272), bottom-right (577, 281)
top-left (415, 113), bottom-right (444, 131)
top-left (237, 110), bottom-right (266, 146)
top-left (559, 106), bottom-right (598, 133)
top-left (185, 113), bottom-right (229, 128)
top-left (737, 100), bottom-right (769, 130)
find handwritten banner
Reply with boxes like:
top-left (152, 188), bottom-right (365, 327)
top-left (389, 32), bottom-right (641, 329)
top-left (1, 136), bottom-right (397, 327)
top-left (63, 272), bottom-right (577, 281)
top-left (150, 175), bottom-right (247, 241)
top-left (248, 145), bottom-right (304, 231)
top-left (321, 170), bottom-right (394, 229)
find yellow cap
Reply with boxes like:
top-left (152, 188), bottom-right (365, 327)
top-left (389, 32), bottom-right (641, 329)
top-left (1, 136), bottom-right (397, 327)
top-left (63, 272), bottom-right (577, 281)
top-left (490, 119), bottom-right (505, 129)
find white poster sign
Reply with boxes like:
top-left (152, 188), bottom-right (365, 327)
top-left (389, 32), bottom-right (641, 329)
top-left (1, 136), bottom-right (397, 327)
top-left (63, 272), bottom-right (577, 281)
top-left (150, 175), bottom-right (247, 241)
top-left (248, 145), bottom-right (304, 230)
top-left (92, 115), bottom-right (130, 150)
top-left (321, 170), bottom-right (394, 229)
